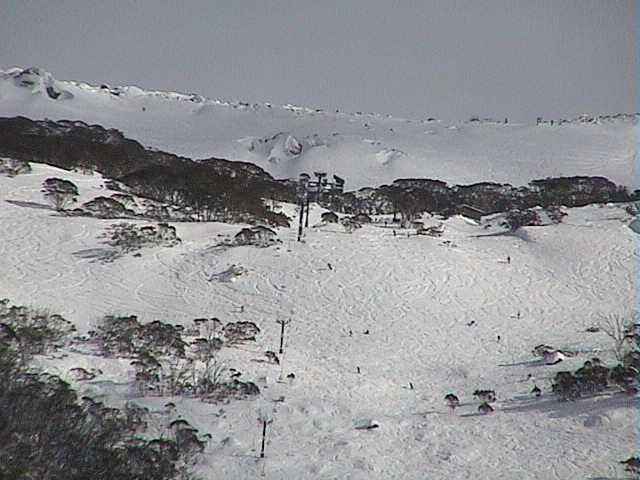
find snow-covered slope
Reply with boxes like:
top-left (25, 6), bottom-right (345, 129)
top-left (0, 67), bottom-right (637, 190)
top-left (0, 165), bottom-right (637, 479)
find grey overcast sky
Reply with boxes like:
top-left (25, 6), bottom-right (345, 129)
top-left (0, 0), bottom-right (637, 123)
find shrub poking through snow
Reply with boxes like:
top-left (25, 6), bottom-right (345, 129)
top-left (546, 205), bottom-right (567, 224)
top-left (68, 367), bottom-right (98, 381)
top-left (264, 351), bottom-right (280, 365)
top-left (341, 217), bottom-right (361, 233)
top-left (419, 223), bottom-right (445, 237)
top-left (81, 196), bottom-right (132, 218)
top-left (352, 212), bottom-right (372, 224)
top-left (532, 344), bottom-right (555, 357)
top-left (233, 226), bottom-right (279, 247)
top-left (91, 222), bottom-right (181, 261)
top-left (473, 389), bottom-right (496, 403)
top-left (207, 264), bottom-right (247, 282)
top-left (41, 177), bottom-right (79, 210)
top-left (0, 157), bottom-right (31, 176)
top-left (354, 418), bottom-right (380, 430)
top-left (105, 222), bottom-right (180, 249)
top-left (321, 211), bottom-right (339, 223)
top-left (223, 321), bottom-right (260, 345)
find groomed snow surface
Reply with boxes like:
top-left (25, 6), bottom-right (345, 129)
top-left (0, 164), bottom-right (637, 479)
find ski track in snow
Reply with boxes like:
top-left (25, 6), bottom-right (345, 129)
top-left (0, 165), bottom-right (637, 479)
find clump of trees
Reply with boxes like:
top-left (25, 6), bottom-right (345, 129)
top-left (1, 117), bottom-right (292, 225)
top-left (552, 313), bottom-right (639, 400)
top-left (552, 359), bottom-right (616, 401)
top-left (0, 298), bottom-right (75, 355)
top-left (89, 222), bottom-right (181, 262)
top-left (0, 357), bottom-right (203, 479)
top-left (41, 177), bottom-right (79, 210)
top-left (334, 176), bottom-right (636, 221)
top-left (501, 209), bottom-right (542, 231)
top-left (0, 302), bottom-right (201, 480)
top-left (89, 315), bottom-right (261, 401)
top-left (91, 314), bottom-right (187, 358)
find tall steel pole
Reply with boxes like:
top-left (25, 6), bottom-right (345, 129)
top-left (260, 420), bottom-right (267, 458)
top-left (297, 192), bottom-right (305, 242)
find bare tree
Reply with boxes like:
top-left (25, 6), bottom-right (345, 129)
top-left (599, 313), bottom-right (635, 362)
top-left (199, 354), bottom-right (228, 398)
top-left (163, 357), bottom-right (192, 395)
top-left (192, 318), bottom-right (227, 398)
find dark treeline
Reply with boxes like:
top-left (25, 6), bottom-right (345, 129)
top-left (328, 176), bottom-right (635, 220)
top-left (0, 116), bottom-right (635, 225)
top-left (0, 116), bottom-right (293, 225)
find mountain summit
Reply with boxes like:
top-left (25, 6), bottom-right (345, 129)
top-left (0, 66), bottom-right (637, 189)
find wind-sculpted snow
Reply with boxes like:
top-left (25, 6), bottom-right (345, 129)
top-left (0, 164), bottom-right (636, 478)
top-left (0, 67), bottom-right (637, 190)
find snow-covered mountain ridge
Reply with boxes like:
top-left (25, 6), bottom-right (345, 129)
top-left (1, 67), bottom-right (637, 190)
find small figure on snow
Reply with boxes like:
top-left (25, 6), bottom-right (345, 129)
top-left (531, 385), bottom-right (541, 397)
top-left (507, 256), bottom-right (511, 264)
top-left (444, 393), bottom-right (460, 411)
top-left (393, 229), bottom-right (397, 237)
top-left (327, 263), bottom-right (333, 271)
top-left (497, 335), bottom-right (501, 343)
top-left (466, 320), bottom-right (476, 327)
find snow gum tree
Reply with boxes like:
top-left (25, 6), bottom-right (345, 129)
top-left (41, 177), bottom-right (79, 210)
